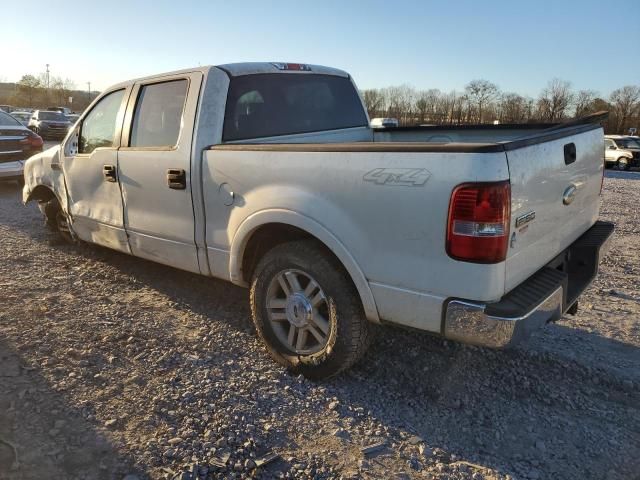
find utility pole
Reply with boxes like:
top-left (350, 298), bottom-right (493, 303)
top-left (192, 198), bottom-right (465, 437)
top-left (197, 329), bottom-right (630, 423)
top-left (87, 81), bottom-right (91, 98)
top-left (45, 64), bottom-right (50, 89)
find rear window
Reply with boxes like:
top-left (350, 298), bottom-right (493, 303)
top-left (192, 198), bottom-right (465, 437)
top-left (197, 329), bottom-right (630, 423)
top-left (223, 74), bottom-right (367, 141)
top-left (39, 111), bottom-right (66, 121)
top-left (0, 111), bottom-right (21, 126)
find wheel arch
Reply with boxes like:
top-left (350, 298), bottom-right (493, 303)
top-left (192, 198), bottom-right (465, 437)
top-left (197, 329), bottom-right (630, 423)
top-left (24, 184), bottom-right (58, 204)
top-left (230, 209), bottom-right (380, 323)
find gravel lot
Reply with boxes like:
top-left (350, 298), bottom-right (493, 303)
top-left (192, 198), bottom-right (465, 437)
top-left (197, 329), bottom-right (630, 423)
top-left (0, 170), bottom-right (639, 480)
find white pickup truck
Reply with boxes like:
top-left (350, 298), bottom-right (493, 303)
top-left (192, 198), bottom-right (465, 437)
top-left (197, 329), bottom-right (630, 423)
top-left (23, 63), bottom-right (614, 378)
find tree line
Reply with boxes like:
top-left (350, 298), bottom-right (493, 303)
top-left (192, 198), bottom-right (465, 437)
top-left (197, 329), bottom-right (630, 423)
top-left (360, 79), bottom-right (640, 134)
top-left (0, 74), bottom-right (97, 112)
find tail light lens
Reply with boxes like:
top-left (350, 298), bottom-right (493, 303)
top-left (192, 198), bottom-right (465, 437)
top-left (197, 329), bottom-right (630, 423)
top-left (20, 131), bottom-right (44, 150)
top-left (446, 181), bottom-right (511, 263)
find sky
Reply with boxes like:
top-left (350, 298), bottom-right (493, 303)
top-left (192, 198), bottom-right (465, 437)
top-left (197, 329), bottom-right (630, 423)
top-left (1, 0), bottom-right (638, 97)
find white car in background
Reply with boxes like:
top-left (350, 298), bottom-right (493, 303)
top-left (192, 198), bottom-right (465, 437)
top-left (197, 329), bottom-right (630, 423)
top-left (604, 135), bottom-right (640, 170)
top-left (370, 117), bottom-right (399, 128)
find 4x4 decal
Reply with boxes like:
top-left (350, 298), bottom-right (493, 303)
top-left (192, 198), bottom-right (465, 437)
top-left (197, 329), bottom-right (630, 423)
top-left (363, 168), bottom-right (431, 186)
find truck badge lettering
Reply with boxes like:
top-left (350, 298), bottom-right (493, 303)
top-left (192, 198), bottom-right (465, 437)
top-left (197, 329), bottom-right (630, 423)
top-left (515, 211), bottom-right (536, 228)
top-left (363, 168), bottom-right (431, 186)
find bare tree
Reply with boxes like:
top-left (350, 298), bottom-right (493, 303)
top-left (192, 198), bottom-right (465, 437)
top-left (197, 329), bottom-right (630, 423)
top-left (465, 79), bottom-right (499, 123)
top-left (499, 93), bottom-right (529, 123)
top-left (414, 89), bottom-right (441, 123)
top-left (537, 79), bottom-right (573, 121)
top-left (48, 77), bottom-right (73, 106)
top-left (383, 85), bottom-right (416, 124)
top-left (574, 90), bottom-right (598, 117)
top-left (357, 79), bottom-right (637, 131)
top-left (609, 86), bottom-right (640, 133)
top-left (361, 89), bottom-right (385, 118)
top-left (16, 75), bottom-right (42, 105)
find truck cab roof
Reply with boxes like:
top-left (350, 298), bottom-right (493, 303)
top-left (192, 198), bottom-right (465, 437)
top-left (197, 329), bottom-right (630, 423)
top-left (107, 63), bottom-right (350, 91)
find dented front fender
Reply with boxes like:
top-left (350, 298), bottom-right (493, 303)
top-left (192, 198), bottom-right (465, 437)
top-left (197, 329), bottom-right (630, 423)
top-left (22, 145), bottom-right (68, 211)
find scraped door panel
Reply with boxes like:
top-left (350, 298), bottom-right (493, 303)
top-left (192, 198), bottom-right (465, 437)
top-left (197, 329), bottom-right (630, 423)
top-left (62, 88), bottom-right (130, 252)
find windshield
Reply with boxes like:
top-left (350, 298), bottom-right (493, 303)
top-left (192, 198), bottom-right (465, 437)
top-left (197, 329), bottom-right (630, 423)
top-left (0, 111), bottom-right (21, 126)
top-left (39, 111), bottom-right (67, 121)
top-left (616, 138), bottom-right (640, 149)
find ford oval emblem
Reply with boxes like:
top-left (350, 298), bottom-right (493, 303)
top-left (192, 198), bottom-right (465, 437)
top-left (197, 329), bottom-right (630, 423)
top-left (563, 185), bottom-right (577, 205)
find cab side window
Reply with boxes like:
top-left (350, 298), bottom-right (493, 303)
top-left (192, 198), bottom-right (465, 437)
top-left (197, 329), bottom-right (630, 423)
top-left (79, 89), bottom-right (125, 155)
top-left (129, 80), bottom-right (188, 148)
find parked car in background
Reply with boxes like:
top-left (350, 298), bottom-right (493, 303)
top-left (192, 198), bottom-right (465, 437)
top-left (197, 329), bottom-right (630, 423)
top-left (28, 110), bottom-right (72, 140)
top-left (604, 135), bottom-right (640, 170)
top-left (22, 63), bottom-right (613, 378)
top-left (10, 111), bottom-right (32, 126)
top-left (370, 117), bottom-right (399, 128)
top-left (48, 106), bottom-right (73, 116)
top-left (0, 105), bottom-right (14, 113)
top-left (0, 110), bottom-right (43, 186)
top-left (66, 113), bottom-right (80, 124)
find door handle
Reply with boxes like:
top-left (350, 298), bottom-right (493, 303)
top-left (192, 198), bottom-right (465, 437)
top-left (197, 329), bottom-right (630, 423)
top-left (564, 143), bottom-right (576, 165)
top-left (103, 164), bottom-right (117, 182)
top-left (167, 169), bottom-right (186, 189)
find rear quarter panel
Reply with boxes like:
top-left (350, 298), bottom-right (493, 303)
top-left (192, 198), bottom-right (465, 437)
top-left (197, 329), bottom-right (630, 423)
top-left (202, 149), bottom-right (509, 331)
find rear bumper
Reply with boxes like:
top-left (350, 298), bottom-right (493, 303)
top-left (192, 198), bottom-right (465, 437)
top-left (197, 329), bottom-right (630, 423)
top-left (443, 220), bottom-right (614, 348)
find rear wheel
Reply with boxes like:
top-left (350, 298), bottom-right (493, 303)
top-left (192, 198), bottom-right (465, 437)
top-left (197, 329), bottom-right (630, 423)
top-left (250, 240), bottom-right (373, 379)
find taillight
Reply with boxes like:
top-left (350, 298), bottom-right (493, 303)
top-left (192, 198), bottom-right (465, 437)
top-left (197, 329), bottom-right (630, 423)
top-left (20, 131), bottom-right (44, 150)
top-left (446, 181), bottom-right (511, 263)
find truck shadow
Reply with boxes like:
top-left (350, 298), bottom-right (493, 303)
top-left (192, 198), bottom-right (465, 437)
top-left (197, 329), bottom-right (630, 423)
top-left (50, 239), bottom-right (640, 479)
top-left (0, 339), bottom-right (139, 479)
top-left (605, 169), bottom-right (640, 180)
top-left (2, 181), bottom-right (639, 478)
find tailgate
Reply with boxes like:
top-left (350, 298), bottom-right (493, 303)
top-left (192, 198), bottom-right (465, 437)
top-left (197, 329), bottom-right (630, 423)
top-left (504, 125), bottom-right (604, 293)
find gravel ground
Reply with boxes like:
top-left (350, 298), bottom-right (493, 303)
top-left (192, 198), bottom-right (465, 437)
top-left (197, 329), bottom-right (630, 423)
top-left (0, 170), bottom-right (639, 480)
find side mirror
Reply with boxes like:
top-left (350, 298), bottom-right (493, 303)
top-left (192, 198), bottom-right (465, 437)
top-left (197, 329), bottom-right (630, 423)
top-left (63, 127), bottom-right (80, 157)
top-left (608, 145), bottom-right (616, 150)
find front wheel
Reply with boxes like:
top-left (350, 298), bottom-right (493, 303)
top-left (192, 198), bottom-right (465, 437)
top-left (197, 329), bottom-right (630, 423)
top-left (38, 197), bottom-right (75, 243)
top-left (250, 240), bottom-right (373, 380)
top-left (616, 158), bottom-right (630, 171)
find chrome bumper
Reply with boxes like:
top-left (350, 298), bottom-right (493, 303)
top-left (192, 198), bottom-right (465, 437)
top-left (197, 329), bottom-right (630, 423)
top-left (444, 288), bottom-right (563, 348)
top-left (443, 220), bottom-right (614, 348)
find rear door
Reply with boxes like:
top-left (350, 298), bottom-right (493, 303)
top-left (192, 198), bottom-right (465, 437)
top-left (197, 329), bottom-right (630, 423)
top-left (117, 72), bottom-right (203, 273)
top-left (61, 87), bottom-right (131, 251)
top-left (504, 126), bottom-right (604, 292)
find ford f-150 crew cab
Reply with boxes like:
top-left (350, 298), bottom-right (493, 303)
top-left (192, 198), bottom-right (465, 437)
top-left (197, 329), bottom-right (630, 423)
top-left (23, 63), bottom-right (614, 378)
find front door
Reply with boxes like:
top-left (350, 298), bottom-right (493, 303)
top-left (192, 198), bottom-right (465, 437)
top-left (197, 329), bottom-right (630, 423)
top-left (117, 73), bottom-right (203, 273)
top-left (62, 87), bottom-right (131, 252)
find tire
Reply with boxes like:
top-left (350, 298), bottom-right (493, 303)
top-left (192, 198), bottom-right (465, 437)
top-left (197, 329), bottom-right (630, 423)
top-left (616, 158), bottom-right (630, 171)
top-left (38, 197), bottom-right (74, 243)
top-left (250, 240), bottom-right (373, 380)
